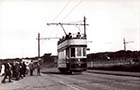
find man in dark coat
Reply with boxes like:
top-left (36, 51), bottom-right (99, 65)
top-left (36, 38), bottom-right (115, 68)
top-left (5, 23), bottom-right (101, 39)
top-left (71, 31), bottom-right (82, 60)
top-left (37, 62), bottom-right (41, 76)
top-left (22, 62), bottom-right (27, 77)
top-left (1, 62), bottom-right (12, 83)
top-left (14, 62), bottom-right (20, 80)
top-left (29, 60), bottom-right (34, 76)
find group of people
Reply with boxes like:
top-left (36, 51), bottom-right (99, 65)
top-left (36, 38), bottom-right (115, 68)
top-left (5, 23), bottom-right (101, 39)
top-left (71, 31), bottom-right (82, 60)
top-left (58, 32), bottom-right (82, 44)
top-left (0, 60), bottom-right (41, 83)
top-left (29, 60), bottom-right (41, 76)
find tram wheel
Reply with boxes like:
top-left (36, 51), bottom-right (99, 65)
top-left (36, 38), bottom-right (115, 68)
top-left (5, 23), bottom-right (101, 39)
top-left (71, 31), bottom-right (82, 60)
top-left (58, 68), bottom-right (67, 73)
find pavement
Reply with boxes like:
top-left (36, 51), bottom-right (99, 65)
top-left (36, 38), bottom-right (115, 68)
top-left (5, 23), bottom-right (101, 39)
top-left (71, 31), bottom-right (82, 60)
top-left (0, 70), bottom-right (65, 90)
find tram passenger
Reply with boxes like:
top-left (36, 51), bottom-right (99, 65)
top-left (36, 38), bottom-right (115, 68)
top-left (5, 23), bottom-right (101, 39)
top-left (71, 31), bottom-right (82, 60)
top-left (62, 36), bottom-right (65, 41)
top-left (66, 33), bottom-right (72, 39)
top-left (76, 32), bottom-right (81, 39)
top-left (66, 34), bottom-right (69, 39)
top-left (68, 33), bottom-right (72, 39)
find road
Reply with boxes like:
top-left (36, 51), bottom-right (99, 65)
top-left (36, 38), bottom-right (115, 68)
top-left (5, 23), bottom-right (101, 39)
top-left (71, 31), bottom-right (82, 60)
top-left (0, 68), bottom-right (140, 90)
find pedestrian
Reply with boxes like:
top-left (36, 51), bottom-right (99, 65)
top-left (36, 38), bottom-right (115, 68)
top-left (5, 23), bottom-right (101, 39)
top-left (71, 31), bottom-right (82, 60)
top-left (1, 61), bottom-right (12, 83)
top-left (15, 61), bottom-right (20, 80)
top-left (19, 62), bottom-right (24, 79)
top-left (22, 61), bottom-right (27, 77)
top-left (29, 60), bottom-right (34, 76)
top-left (10, 62), bottom-right (16, 79)
top-left (37, 62), bottom-right (41, 76)
top-left (0, 62), bottom-right (5, 76)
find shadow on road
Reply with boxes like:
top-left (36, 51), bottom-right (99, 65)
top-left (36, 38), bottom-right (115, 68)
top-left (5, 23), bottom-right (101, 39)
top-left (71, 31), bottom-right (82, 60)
top-left (41, 71), bottom-right (73, 75)
top-left (41, 68), bottom-right (82, 75)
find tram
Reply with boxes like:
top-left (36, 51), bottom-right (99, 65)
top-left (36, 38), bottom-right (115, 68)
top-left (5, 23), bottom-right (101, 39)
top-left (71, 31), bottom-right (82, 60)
top-left (47, 17), bottom-right (88, 73)
top-left (57, 33), bottom-right (87, 73)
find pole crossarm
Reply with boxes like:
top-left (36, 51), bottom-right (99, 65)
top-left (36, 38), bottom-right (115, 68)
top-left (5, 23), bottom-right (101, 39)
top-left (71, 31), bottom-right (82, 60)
top-left (46, 22), bottom-right (89, 36)
top-left (46, 16), bottom-right (88, 39)
top-left (40, 37), bottom-right (60, 40)
top-left (36, 37), bottom-right (60, 40)
top-left (125, 41), bottom-right (134, 44)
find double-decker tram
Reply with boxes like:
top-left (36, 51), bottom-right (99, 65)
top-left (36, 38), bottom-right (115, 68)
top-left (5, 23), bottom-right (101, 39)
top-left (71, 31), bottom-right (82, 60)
top-left (57, 33), bottom-right (87, 73)
top-left (47, 16), bottom-right (88, 73)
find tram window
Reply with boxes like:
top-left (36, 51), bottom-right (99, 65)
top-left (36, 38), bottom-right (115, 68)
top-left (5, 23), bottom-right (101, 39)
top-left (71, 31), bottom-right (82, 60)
top-left (77, 48), bottom-right (82, 56)
top-left (83, 48), bottom-right (86, 56)
top-left (71, 48), bottom-right (75, 57)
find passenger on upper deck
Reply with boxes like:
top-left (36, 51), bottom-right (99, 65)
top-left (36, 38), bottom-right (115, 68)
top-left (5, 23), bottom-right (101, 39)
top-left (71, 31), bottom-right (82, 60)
top-left (69, 33), bottom-right (72, 39)
top-left (58, 33), bottom-right (74, 44)
top-left (76, 32), bottom-right (81, 39)
top-left (62, 36), bottom-right (65, 41)
top-left (66, 33), bottom-right (72, 39)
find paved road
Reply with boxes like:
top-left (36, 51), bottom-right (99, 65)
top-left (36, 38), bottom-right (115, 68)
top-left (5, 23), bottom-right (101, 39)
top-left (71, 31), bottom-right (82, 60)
top-left (0, 68), bottom-right (140, 90)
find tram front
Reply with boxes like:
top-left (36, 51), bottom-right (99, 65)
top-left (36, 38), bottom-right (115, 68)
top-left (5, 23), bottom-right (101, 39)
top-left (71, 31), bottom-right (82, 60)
top-left (68, 39), bottom-right (87, 72)
top-left (57, 36), bottom-right (87, 73)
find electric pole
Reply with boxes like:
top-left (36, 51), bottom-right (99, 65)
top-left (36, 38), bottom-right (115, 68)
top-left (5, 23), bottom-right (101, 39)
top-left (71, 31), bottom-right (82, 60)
top-left (123, 38), bottom-right (126, 51)
top-left (36, 33), bottom-right (60, 58)
top-left (84, 16), bottom-right (86, 39)
top-left (123, 38), bottom-right (134, 51)
top-left (38, 33), bottom-right (40, 58)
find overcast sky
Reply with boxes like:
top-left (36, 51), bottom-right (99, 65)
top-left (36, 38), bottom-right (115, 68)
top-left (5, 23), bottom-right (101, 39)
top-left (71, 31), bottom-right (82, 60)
top-left (0, 0), bottom-right (140, 59)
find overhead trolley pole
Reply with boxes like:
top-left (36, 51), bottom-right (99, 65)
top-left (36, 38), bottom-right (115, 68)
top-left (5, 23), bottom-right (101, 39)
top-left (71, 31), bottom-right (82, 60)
top-left (46, 16), bottom-right (89, 38)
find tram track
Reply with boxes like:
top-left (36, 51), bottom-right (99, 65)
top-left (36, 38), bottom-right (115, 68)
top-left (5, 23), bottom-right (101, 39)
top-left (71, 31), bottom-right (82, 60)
top-left (41, 68), bottom-right (140, 90)
top-left (44, 73), bottom-right (87, 90)
top-left (86, 69), bottom-right (140, 77)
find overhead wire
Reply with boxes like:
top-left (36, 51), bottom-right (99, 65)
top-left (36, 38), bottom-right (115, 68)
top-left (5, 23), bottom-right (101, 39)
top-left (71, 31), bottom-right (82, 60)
top-left (61, 0), bottom-right (82, 22)
top-left (57, 0), bottom-right (83, 35)
top-left (52, 0), bottom-right (72, 21)
top-left (51, 0), bottom-right (73, 37)
top-left (75, 25), bottom-right (81, 32)
top-left (50, 0), bottom-right (83, 37)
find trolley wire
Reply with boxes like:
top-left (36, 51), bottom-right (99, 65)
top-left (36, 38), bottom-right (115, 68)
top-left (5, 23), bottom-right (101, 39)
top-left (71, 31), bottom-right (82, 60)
top-left (51, 0), bottom-right (72, 38)
top-left (61, 0), bottom-right (82, 22)
top-left (50, 0), bottom-right (83, 38)
top-left (52, 0), bottom-right (72, 21)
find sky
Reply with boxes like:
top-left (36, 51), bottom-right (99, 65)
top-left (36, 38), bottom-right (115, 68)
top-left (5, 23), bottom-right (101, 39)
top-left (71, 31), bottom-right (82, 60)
top-left (0, 0), bottom-right (140, 59)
